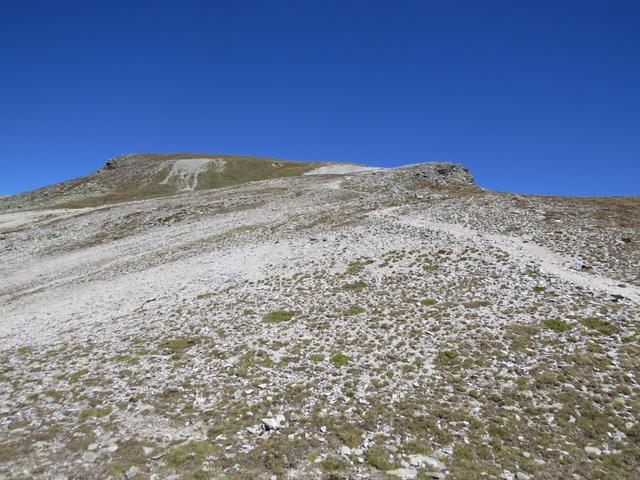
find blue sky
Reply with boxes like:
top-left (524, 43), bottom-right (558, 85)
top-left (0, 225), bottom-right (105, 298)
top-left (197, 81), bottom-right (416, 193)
top-left (1, 0), bottom-right (638, 196)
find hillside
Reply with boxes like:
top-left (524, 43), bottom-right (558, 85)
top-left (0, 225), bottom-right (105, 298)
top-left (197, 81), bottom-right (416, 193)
top-left (0, 153), bottom-right (354, 211)
top-left (0, 157), bottom-right (639, 480)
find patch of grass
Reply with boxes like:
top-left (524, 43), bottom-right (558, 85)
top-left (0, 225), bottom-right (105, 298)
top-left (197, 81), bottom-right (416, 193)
top-left (463, 300), bottom-right (490, 308)
top-left (69, 368), bottom-right (89, 383)
top-left (112, 354), bottom-right (138, 364)
top-left (164, 440), bottom-right (217, 467)
top-left (421, 298), bottom-right (437, 306)
top-left (310, 354), bottom-right (325, 363)
top-left (263, 310), bottom-right (298, 323)
top-left (343, 281), bottom-right (367, 292)
top-left (336, 425), bottom-right (364, 448)
top-left (422, 261), bottom-right (438, 272)
top-left (580, 317), bottom-right (618, 335)
top-left (104, 439), bottom-right (147, 476)
top-left (505, 323), bottom-right (540, 352)
top-left (331, 353), bottom-right (349, 367)
top-left (344, 305), bottom-right (365, 316)
top-left (320, 455), bottom-right (348, 471)
top-left (435, 350), bottom-right (460, 366)
top-left (161, 337), bottom-right (200, 353)
top-left (365, 446), bottom-right (396, 470)
top-left (543, 319), bottom-right (572, 332)
top-left (532, 286), bottom-right (546, 293)
top-left (346, 262), bottom-right (364, 275)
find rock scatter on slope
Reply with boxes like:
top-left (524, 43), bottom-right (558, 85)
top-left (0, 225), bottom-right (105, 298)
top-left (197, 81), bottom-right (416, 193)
top-left (0, 155), bottom-right (638, 479)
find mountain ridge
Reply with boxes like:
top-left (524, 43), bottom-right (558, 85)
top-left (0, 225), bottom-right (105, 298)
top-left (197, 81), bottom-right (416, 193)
top-left (0, 153), bottom-right (475, 211)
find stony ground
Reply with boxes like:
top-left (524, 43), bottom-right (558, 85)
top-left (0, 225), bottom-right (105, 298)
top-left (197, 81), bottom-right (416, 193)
top-left (1, 167), bottom-right (639, 480)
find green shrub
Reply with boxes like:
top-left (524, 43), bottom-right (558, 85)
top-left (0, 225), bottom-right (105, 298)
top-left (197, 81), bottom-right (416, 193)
top-left (331, 353), bottom-right (349, 367)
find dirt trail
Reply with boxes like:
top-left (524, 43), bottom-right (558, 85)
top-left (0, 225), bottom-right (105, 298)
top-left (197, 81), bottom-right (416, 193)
top-left (377, 207), bottom-right (640, 304)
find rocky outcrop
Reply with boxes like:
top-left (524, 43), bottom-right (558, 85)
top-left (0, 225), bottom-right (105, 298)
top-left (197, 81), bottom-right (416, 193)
top-left (395, 162), bottom-right (475, 186)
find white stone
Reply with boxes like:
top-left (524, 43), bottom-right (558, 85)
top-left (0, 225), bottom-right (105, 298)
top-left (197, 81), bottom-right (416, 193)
top-left (387, 467), bottom-right (418, 480)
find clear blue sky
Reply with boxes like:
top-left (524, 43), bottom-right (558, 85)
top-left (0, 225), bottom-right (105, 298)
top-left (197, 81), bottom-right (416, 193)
top-left (1, 1), bottom-right (638, 196)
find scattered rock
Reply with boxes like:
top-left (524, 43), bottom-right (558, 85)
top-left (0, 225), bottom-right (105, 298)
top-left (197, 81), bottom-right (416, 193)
top-left (584, 446), bottom-right (602, 457)
top-left (408, 454), bottom-right (445, 470)
top-left (126, 466), bottom-right (141, 479)
top-left (501, 471), bottom-right (515, 480)
top-left (262, 414), bottom-right (286, 431)
top-left (81, 451), bottom-right (100, 463)
top-left (387, 467), bottom-right (418, 480)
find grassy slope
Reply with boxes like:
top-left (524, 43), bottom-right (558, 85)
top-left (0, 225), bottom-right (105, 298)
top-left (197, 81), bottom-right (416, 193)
top-left (1, 154), bottom-right (331, 210)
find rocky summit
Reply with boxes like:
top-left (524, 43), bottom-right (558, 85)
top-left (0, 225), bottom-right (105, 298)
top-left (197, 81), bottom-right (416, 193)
top-left (0, 154), bottom-right (638, 480)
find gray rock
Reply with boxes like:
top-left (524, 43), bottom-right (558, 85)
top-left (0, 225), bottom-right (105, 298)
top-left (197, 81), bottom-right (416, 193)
top-left (102, 443), bottom-right (118, 453)
top-left (568, 259), bottom-right (590, 271)
top-left (288, 412), bottom-right (301, 422)
top-left (126, 466), bottom-right (141, 479)
top-left (247, 425), bottom-right (262, 435)
top-left (427, 473), bottom-right (446, 479)
top-left (81, 451), bottom-right (100, 463)
top-left (387, 467), bottom-right (418, 480)
top-left (262, 414), bottom-right (286, 431)
top-left (408, 454), bottom-right (445, 470)
top-left (584, 446), bottom-right (602, 456)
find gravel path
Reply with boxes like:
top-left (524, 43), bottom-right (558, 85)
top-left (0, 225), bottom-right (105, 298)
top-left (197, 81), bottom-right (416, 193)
top-left (377, 206), bottom-right (640, 304)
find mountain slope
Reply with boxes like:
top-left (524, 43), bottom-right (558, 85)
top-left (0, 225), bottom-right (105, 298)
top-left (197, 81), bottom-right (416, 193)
top-left (0, 153), bottom-right (350, 210)
top-left (0, 159), bottom-right (638, 480)
top-left (0, 154), bottom-right (476, 211)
